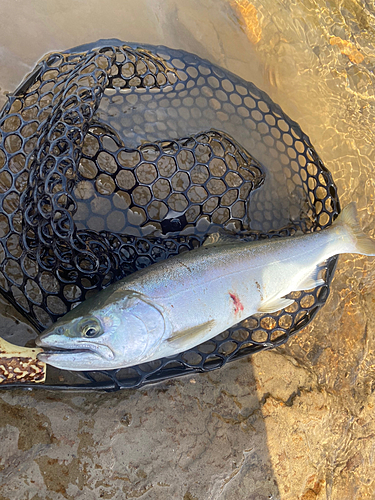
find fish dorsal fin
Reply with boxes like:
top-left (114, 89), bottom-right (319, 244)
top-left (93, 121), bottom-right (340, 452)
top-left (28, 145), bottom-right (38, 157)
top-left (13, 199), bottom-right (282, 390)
top-left (167, 319), bottom-right (215, 349)
top-left (258, 297), bottom-right (295, 314)
top-left (203, 232), bottom-right (238, 247)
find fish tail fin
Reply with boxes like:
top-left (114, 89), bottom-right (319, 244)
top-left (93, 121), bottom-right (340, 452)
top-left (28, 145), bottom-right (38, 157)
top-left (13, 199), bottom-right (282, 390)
top-left (334, 202), bottom-right (375, 256)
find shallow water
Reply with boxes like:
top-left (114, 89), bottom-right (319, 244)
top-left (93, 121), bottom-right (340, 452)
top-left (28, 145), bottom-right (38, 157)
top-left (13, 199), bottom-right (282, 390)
top-left (0, 1), bottom-right (375, 499)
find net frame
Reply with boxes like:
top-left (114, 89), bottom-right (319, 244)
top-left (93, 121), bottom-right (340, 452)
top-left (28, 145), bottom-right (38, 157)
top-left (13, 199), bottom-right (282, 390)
top-left (0, 40), bottom-right (340, 390)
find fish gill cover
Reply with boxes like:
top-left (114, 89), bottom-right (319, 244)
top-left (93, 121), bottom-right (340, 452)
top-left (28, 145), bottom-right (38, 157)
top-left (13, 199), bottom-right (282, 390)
top-left (0, 40), bottom-right (339, 389)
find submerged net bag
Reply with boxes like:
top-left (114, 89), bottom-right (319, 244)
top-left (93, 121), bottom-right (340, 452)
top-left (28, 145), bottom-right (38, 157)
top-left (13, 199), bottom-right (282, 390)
top-left (0, 39), bottom-right (339, 390)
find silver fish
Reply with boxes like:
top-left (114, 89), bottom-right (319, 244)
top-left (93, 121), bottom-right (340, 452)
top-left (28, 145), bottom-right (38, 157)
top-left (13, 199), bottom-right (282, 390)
top-left (36, 203), bottom-right (375, 371)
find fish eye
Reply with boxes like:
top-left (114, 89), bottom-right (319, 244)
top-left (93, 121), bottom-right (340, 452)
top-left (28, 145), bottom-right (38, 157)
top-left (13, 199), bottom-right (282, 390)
top-left (82, 326), bottom-right (98, 338)
top-left (79, 318), bottom-right (103, 338)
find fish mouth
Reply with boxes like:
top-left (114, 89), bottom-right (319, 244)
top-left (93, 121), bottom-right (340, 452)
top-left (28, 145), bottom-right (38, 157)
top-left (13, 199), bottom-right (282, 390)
top-left (36, 346), bottom-right (117, 371)
top-left (36, 336), bottom-right (115, 361)
top-left (38, 347), bottom-right (99, 356)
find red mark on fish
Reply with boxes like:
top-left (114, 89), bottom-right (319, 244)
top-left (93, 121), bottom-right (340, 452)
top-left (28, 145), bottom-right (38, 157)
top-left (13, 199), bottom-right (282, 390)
top-left (229, 292), bottom-right (244, 314)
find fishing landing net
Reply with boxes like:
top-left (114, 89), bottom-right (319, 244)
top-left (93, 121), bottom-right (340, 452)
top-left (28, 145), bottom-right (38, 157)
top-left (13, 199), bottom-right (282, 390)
top-left (0, 39), bottom-right (340, 390)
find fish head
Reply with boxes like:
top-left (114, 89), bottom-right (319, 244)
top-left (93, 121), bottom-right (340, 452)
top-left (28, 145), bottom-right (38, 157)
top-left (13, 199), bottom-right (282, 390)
top-left (36, 312), bottom-right (115, 371)
top-left (36, 290), bottom-right (168, 371)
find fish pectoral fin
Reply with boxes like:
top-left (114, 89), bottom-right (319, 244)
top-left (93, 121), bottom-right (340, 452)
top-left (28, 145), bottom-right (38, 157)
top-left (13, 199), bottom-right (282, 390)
top-left (167, 319), bottom-right (216, 349)
top-left (258, 297), bottom-right (295, 314)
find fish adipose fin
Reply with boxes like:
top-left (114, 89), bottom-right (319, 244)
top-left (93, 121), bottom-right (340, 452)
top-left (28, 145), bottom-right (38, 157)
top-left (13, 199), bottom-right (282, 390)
top-left (336, 202), bottom-right (375, 256)
top-left (167, 319), bottom-right (216, 349)
top-left (258, 297), bottom-right (295, 314)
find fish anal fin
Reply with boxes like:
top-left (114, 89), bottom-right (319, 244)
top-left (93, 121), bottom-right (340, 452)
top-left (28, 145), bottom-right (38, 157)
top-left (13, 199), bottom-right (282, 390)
top-left (168, 319), bottom-right (215, 349)
top-left (293, 272), bottom-right (325, 292)
top-left (258, 297), bottom-right (295, 314)
top-left (293, 277), bottom-right (325, 291)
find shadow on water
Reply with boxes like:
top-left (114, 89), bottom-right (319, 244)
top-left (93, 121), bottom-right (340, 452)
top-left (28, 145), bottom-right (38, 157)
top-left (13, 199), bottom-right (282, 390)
top-left (0, 299), bottom-right (280, 500)
top-left (5, 379), bottom-right (282, 500)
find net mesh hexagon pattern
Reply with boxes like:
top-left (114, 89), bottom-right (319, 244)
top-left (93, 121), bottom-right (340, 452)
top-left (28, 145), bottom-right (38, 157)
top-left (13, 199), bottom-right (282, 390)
top-left (0, 40), bottom-right (340, 389)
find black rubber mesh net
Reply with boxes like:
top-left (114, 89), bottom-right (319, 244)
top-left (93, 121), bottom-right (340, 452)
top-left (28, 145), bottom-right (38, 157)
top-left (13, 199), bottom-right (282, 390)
top-left (0, 39), bottom-right (340, 390)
